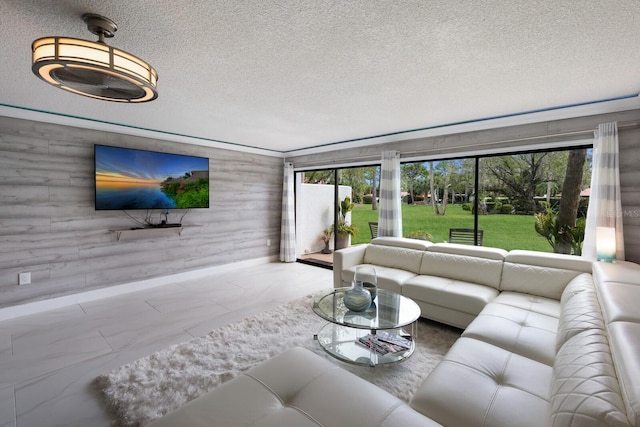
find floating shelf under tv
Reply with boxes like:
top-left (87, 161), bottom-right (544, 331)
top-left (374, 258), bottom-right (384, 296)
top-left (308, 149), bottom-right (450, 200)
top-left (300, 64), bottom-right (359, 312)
top-left (110, 225), bottom-right (201, 241)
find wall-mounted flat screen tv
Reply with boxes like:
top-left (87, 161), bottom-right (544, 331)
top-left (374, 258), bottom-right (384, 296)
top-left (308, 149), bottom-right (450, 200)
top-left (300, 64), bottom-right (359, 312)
top-left (94, 145), bottom-right (210, 210)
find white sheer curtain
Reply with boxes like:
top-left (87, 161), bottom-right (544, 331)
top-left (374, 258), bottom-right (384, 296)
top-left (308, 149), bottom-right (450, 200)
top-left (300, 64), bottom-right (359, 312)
top-left (378, 151), bottom-right (402, 237)
top-left (280, 162), bottom-right (296, 262)
top-left (583, 122), bottom-right (625, 261)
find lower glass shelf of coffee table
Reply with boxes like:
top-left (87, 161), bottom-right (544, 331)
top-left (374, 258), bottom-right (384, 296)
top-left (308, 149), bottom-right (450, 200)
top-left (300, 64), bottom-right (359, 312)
top-left (314, 323), bottom-right (415, 367)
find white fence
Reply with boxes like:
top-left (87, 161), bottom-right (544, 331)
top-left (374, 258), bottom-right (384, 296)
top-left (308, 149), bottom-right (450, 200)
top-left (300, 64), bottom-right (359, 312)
top-left (295, 181), bottom-right (352, 256)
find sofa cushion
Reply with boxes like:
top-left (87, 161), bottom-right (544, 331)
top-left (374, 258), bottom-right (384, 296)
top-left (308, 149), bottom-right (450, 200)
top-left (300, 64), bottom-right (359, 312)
top-left (363, 244), bottom-right (424, 274)
top-left (342, 264), bottom-right (417, 294)
top-left (592, 260), bottom-right (640, 285)
top-left (556, 287), bottom-right (604, 352)
top-left (462, 302), bottom-right (558, 366)
top-left (597, 282), bottom-right (640, 323)
top-left (147, 373), bottom-right (325, 427)
top-left (403, 275), bottom-right (499, 317)
top-left (410, 299), bottom-right (477, 329)
top-left (420, 252), bottom-right (504, 289)
top-left (607, 322), bottom-right (640, 427)
top-left (411, 337), bottom-right (551, 427)
top-left (554, 273), bottom-right (603, 382)
top-left (501, 262), bottom-right (583, 300)
top-left (371, 236), bottom-right (433, 250)
top-left (549, 329), bottom-right (630, 427)
top-left (560, 273), bottom-right (597, 305)
top-left (428, 242), bottom-right (507, 260)
top-left (148, 347), bottom-right (442, 427)
top-left (505, 250), bottom-right (593, 273)
top-left (493, 291), bottom-right (562, 318)
top-left (501, 250), bottom-right (592, 300)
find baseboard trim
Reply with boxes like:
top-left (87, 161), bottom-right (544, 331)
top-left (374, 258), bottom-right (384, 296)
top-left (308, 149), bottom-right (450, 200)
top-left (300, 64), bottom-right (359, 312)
top-left (0, 256), bottom-right (278, 322)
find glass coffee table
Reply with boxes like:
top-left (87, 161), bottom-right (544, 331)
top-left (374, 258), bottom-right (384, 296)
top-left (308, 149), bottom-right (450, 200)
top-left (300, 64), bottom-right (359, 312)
top-left (312, 287), bottom-right (421, 367)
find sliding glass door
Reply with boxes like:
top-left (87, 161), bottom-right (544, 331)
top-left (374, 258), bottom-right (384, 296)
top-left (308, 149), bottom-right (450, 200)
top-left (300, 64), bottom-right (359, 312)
top-left (296, 165), bottom-right (380, 267)
top-left (294, 144), bottom-right (591, 269)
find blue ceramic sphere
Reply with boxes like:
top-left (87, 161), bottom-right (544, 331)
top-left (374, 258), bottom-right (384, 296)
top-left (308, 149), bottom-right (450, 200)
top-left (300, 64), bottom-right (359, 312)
top-left (344, 286), bottom-right (371, 311)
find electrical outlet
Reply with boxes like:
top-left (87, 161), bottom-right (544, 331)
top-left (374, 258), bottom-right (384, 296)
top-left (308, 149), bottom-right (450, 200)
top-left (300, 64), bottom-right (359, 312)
top-left (19, 272), bottom-right (31, 285)
top-left (267, 239), bottom-right (272, 246)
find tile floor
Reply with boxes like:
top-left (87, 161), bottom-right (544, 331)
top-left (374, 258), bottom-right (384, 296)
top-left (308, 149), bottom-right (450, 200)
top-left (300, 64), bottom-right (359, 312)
top-left (0, 262), bottom-right (332, 427)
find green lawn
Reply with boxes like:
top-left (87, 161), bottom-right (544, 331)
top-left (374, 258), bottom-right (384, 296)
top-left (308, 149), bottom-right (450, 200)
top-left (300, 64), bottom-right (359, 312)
top-left (350, 203), bottom-right (552, 252)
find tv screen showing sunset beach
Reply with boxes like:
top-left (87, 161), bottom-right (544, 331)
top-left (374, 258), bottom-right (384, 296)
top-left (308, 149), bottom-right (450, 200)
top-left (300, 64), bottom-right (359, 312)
top-left (94, 145), bottom-right (209, 210)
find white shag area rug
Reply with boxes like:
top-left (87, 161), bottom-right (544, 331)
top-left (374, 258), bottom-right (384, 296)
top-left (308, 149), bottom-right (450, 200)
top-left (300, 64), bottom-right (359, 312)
top-left (95, 294), bottom-right (461, 426)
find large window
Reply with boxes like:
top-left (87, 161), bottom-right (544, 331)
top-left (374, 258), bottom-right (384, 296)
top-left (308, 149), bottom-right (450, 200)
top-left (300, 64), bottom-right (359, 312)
top-left (401, 146), bottom-right (591, 253)
top-left (295, 144), bottom-right (591, 268)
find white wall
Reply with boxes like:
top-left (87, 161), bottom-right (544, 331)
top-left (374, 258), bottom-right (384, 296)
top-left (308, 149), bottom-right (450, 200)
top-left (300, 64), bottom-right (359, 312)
top-left (295, 182), bottom-right (351, 255)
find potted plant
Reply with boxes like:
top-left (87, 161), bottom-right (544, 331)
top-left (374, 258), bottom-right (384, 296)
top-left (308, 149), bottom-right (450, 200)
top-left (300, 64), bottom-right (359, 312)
top-left (320, 227), bottom-right (333, 254)
top-left (335, 196), bottom-right (358, 249)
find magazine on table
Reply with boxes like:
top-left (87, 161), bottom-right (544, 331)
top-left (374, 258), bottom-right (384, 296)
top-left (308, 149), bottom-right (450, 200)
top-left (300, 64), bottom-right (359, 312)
top-left (376, 331), bottom-right (412, 349)
top-left (356, 334), bottom-right (391, 355)
top-left (355, 332), bottom-right (412, 355)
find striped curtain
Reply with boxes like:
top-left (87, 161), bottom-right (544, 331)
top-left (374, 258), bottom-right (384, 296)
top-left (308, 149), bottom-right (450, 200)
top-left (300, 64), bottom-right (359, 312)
top-left (280, 162), bottom-right (296, 262)
top-left (378, 151), bottom-right (402, 237)
top-left (583, 122), bottom-right (625, 261)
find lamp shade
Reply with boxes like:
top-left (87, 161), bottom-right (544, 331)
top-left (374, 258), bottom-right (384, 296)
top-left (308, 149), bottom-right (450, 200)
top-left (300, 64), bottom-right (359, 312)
top-left (596, 226), bottom-right (616, 262)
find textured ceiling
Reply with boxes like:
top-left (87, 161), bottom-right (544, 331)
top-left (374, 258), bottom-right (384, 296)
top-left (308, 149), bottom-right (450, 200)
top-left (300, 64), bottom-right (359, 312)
top-left (1, 0), bottom-right (640, 154)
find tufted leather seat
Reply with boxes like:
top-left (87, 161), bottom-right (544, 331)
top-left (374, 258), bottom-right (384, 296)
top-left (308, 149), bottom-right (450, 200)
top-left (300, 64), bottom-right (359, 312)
top-left (411, 337), bottom-right (553, 427)
top-left (147, 346), bottom-right (442, 427)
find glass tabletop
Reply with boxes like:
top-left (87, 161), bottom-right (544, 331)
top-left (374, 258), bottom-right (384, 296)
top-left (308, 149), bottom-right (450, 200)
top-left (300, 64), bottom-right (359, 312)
top-left (312, 287), bottom-right (421, 330)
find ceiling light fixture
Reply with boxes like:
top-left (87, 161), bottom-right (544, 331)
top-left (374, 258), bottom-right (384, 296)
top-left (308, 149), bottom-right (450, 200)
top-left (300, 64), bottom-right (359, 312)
top-left (31, 13), bottom-right (158, 103)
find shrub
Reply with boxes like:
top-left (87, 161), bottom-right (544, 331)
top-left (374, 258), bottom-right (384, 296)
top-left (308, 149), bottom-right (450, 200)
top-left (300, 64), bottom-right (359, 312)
top-left (499, 203), bottom-right (512, 214)
top-left (405, 231), bottom-right (433, 241)
top-left (362, 194), bottom-right (373, 204)
top-left (462, 203), bottom-right (472, 211)
top-left (512, 200), bottom-right (534, 215)
top-left (578, 198), bottom-right (589, 218)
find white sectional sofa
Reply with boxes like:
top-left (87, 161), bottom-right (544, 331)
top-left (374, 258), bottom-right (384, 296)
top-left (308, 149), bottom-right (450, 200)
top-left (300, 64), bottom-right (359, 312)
top-left (148, 237), bottom-right (640, 427)
top-left (334, 237), bottom-right (593, 329)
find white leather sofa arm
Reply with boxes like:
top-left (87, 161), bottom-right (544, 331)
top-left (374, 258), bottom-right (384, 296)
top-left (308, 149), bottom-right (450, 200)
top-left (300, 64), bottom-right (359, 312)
top-left (333, 245), bottom-right (367, 288)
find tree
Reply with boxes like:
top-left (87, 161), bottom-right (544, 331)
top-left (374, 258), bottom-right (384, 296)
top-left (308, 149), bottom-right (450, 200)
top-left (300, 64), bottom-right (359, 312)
top-left (429, 161), bottom-right (440, 215)
top-left (371, 167), bottom-right (378, 211)
top-left (539, 151), bottom-right (567, 203)
top-left (402, 163), bottom-right (427, 204)
top-left (363, 166), bottom-right (379, 210)
top-left (483, 153), bottom-right (548, 213)
top-left (339, 169), bottom-right (367, 203)
top-left (457, 158), bottom-right (476, 203)
top-left (439, 160), bottom-right (453, 215)
top-left (556, 148), bottom-right (587, 253)
top-left (303, 170), bottom-right (334, 184)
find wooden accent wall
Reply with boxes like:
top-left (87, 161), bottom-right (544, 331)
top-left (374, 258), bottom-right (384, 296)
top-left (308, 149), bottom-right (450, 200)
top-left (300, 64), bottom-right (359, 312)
top-left (287, 109), bottom-right (640, 263)
top-left (619, 125), bottom-right (640, 263)
top-left (0, 116), bottom-right (283, 308)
